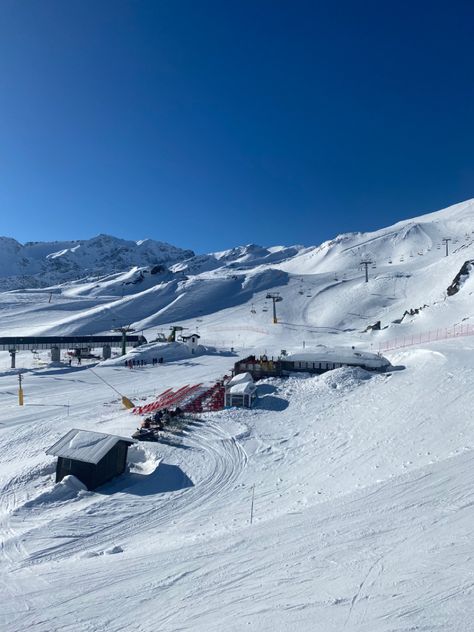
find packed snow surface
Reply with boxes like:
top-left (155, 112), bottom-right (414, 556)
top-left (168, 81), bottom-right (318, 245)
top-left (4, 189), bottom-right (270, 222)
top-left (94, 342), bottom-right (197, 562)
top-left (1, 199), bottom-right (474, 631)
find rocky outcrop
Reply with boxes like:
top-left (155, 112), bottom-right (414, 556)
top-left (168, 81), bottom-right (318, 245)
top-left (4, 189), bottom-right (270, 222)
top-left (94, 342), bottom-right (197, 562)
top-left (447, 260), bottom-right (474, 296)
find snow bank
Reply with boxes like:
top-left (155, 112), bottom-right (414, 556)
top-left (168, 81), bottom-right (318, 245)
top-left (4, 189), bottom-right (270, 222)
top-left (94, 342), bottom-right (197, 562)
top-left (101, 341), bottom-right (224, 366)
top-left (23, 475), bottom-right (88, 508)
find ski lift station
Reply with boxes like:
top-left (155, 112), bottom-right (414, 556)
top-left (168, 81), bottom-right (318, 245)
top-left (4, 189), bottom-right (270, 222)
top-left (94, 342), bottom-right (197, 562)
top-left (0, 334), bottom-right (146, 367)
top-left (46, 429), bottom-right (135, 491)
top-left (233, 347), bottom-right (391, 380)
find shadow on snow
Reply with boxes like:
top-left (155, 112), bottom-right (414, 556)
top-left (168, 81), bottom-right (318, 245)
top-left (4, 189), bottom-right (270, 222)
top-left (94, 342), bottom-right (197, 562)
top-left (99, 462), bottom-right (194, 497)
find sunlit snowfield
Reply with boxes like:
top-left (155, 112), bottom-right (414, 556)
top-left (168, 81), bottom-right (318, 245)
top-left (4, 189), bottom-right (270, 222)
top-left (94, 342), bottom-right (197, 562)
top-left (1, 200), bottom-right (474, 631)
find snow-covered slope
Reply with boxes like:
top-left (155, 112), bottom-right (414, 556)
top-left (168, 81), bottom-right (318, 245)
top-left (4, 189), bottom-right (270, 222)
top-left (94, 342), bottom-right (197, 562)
top-left (1, 198), bottom-right (474, 632)
top-left (1, 198), bottom-right (473, 350)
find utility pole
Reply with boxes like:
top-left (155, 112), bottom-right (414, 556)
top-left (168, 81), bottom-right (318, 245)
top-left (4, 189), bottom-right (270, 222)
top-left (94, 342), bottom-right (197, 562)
top-left (18, 372), bottom-right (24, 406)
top-left (360, 259), bottom-right (374, 283)
top-left (442, 237), bottom-right (451, 257)
top-left (113, 325), bottom-right (135, 356)
top-left (265, 292), bottom-right (283, 324)
top-left (249, 484), bottom-right (255, 525)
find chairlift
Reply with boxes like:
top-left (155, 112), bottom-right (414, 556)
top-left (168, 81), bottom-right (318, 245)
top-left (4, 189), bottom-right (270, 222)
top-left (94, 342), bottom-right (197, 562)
top-left (388, 259), bottom-right (392, 264)
top-left (250, 303), bottom-right (256, 314)
top-left (262, 307), bottom-right (268, 313)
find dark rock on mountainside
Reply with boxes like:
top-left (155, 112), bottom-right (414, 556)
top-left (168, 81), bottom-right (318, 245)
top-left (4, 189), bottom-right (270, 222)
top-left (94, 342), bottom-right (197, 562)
top-left (447, 260), bottom-right (474, 296)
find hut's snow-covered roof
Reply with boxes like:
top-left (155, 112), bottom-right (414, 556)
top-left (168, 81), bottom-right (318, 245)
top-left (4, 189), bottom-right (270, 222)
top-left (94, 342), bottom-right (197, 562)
top-left (228, 372), bottom-right (254, 386)
top-left (285, 346), bottom-right (391, 369)
top-left (47, 429), bottom-right (135, 465)
top-left (228, 381), bottom-right (257, 395)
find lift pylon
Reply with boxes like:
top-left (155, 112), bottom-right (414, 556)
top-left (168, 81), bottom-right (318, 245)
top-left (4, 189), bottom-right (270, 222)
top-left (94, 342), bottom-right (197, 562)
top-left (167, 325), bottom-right (187, 342)
top-left (113, 325), bottom-right (136, 356)
top-left (265, 292), bottom-right (283, 324)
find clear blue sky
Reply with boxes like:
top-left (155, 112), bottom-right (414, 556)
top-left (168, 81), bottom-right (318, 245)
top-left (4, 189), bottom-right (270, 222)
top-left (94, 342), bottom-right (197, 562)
top-left (0, 0), bottom-right (473, 253)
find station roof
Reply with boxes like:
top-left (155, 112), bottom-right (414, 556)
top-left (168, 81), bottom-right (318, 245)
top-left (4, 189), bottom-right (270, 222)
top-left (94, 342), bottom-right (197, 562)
top-left (0, 335), bottom-right (143, 351)
top-left (285, 346), bottom-right (391, 369)
top-left (47, 429), bottom-right (135, 465)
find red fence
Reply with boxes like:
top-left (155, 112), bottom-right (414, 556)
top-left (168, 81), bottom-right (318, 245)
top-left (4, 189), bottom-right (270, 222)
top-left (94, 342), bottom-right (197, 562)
top-left (133, 384), bottom-right (203, 415)
top-left (378, 323), bottom-right (474, 353)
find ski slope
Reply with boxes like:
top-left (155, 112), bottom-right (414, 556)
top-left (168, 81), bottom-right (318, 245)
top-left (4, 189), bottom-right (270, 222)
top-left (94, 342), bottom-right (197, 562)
top-left (1, 199), bottom-right (474, 631)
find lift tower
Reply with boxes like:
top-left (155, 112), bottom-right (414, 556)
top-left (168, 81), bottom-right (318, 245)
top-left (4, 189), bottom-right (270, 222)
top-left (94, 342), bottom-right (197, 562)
top-left (442, 237), bottom-right (452, 257)
top-left (167, 325), bottom-right (186, 342)
top-left (265, 293), bottom-right (283, 324)
top-left (113, 325), bottom-right (136, 356)
top-left (360, 259), bottom-right (374, 283)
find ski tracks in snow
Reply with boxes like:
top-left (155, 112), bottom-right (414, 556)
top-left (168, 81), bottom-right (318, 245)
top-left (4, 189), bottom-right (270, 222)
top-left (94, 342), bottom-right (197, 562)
top-left (3, 420), bottom-right (248, 569)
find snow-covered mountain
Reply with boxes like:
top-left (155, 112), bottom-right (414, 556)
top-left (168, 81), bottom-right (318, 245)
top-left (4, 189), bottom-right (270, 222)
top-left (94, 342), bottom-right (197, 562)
top-left (1, 198), bottom-right (473, 344)
top-left (0, 234), bottom-right (195, 289)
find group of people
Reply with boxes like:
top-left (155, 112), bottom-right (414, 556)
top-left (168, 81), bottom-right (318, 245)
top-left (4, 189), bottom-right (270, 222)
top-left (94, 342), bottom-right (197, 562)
top-left (141, 406), bottom-right (183, 430)
top-left (134, 406), bottom-right (183, 440)
top-left (125, 357), bottom-right (164, 369)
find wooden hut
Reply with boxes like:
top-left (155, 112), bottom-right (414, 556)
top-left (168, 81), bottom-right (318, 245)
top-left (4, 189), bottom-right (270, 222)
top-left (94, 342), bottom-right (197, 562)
top-left (46, 429), bottom-right (135, 490)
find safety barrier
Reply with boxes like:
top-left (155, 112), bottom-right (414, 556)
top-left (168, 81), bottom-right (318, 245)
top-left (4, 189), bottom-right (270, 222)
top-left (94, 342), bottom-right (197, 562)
top-left (134, 377), bottom-right (229, 416)
top-left (206, 326), bottom-right (269, 335)
top-left (182, 381), bottom-right (226, 413)
top-left (378, 323), bottom-right (474, 353)
top-left (133, 384), bottom-right (203, 415)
